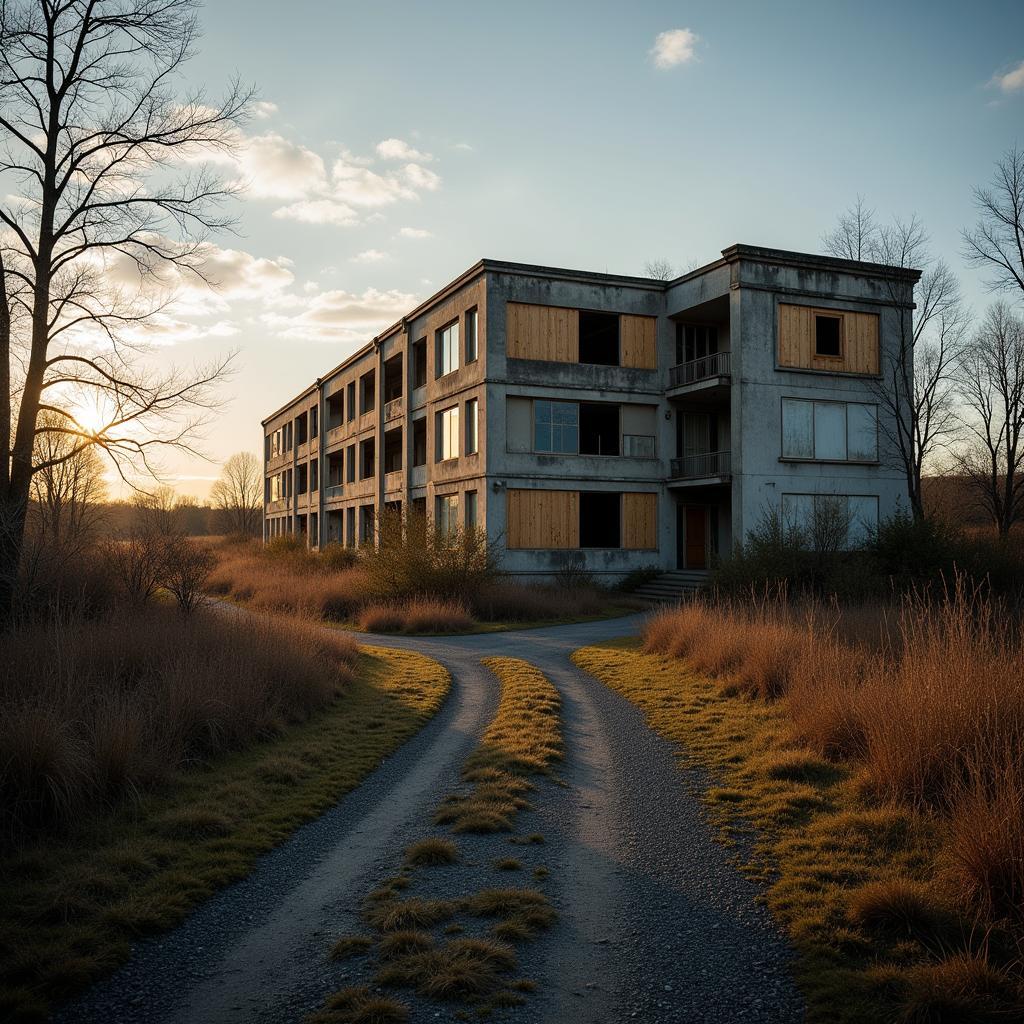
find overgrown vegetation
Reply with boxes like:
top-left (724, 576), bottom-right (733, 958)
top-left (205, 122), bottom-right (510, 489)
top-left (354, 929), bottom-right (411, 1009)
top-left (712, 510), bottom-right (1024, 601)
top-left (0, 643), bottom-right (450, 1022)
top-left (312, 657), bottom-right (563, 1020)
top-left (575, 581), bottom-right (1024, 1023)
top-left (209, 525), bottom-right (636, 633)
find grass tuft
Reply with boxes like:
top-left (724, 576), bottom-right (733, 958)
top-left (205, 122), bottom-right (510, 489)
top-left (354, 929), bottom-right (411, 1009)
top-left (330, 935), bottom-right (374, 961)
top-left (403, 837), bottom-right (458, 867)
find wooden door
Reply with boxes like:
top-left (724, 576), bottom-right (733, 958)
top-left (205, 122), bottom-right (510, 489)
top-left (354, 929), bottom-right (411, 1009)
top-left (685, 507), bottom-right (707, 569)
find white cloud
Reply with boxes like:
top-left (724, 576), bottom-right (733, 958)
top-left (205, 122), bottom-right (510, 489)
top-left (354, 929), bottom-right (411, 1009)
top-left (351, 249), bottom-right (389, 263)
top-left (237, 133), bottom-right (327, 200)
top-left (399, 227), bottom-right (432, 239)
top-left (650, 28), bottom-right (700, 69)
top-left (453, 142), bottom-right (474, 152)
top-left (272, 198), bottom-right (359, 226)
top-left (376, 137), bottom-right (433, 162)
top-left (401, 163), bottom-right (441, 191)
top-left (252, 100), bottom-right (279, 119)
top-left (992, 60), bottom-right (1024, 94)
top-left (261, 286), bottom-right (417, 342)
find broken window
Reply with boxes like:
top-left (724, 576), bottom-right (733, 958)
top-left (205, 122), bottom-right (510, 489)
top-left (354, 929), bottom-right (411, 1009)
top-left (412, 417), bottom-right (427, 467)
top-left (413, 339), bottom-right (427, 389)
top-left (360, 370), bottom-right (376, 414)
top-left (346, 381), bottom-right (356, 421)
top-left (297, 463), bottom-right (308, 494)
top-left (360, 437), bottom-right (375, 479)
top-left (384, 354), bottom-right (403, 401)
top-left (327, 392), bottom-right (343, 430)
top-left (580, 492), bottom-right (621, 547)
top-left (345, 444), bottom-right (356, 483)
top-left (814, 314), bottom-right (842, 358)
top-left (579, 403), bottom-right (620, 456)
top-left (295, 412), bottom-right (308, 445)
top-left (579, 311), bottom-right (619, 366)
top-left (384, 426), bottom-right (403, 473)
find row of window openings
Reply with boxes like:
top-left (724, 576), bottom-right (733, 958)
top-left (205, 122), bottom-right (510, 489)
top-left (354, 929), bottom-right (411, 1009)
top-left (322, 494), bottom-right (479, 548)
top-left (322, 399), bottom-right (479, 487)
top-left (266, 512), bottom-right (319, 546)
top-left (319, 308), bottom-right (479, 435)
top-left (530, 400), bottom-right (655, 458)
top-left (268, 408), bottom-right (319, 459)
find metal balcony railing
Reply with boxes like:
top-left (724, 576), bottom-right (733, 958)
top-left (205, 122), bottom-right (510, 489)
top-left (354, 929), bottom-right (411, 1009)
top-left (385, 397), bottom-right (403, 422)
top-left (670, 450), bottom-right (732, 480)
top-left (622, 434), bottom-right (656, 458)
top-left (669, 350), bottom-right (731, 388)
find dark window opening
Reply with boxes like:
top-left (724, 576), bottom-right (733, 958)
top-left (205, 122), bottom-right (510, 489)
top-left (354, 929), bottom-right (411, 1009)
top-left (815, 314), bottom-right (842, 358)
top-left (359, 437), bottom-right (375, 479)
top-left (384, 354), bottom-right (403, 401)
top-left (580, 492), bottom-right (621, 548)
top-left (412, 417), bottom-right (427, 467)
top-left (384, 426), bottom-right (403, 473)
top-left (579, 403), bottom-right (620, 456)
top-left (295, 412), bottom-right (308, 445)
top-left (328, 452), bottom-right (343, 487)
top-left (327, 393), bottom-right (344, 430)
top-left (413, 339), bottom-right (427, 389)
top-left (346, 381), bottom-right (356, 421)
top-left (675, 323), bottom-right (719, 365)
top-left (345, 507), bottom-right (355, 546)
top-left (360, 370), bottom-right (376, 414)
top-left (310, 459), bottom-right (319, 491)
top-left (359, 504), bottom-right (375, 543)
top-left (579, 311), bottom-right (620, 366)
top-left (345, 444), bottom-right (356, 483)
top-left (310, 407), bottom-right (318, 437)
top-left (412, 496), bottom-right (427, 519)
top-left (296, 463), bottom-right (308, 494)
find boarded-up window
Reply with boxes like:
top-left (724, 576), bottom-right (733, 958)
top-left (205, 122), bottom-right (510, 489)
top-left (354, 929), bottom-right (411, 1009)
top-left (778, 304), bottom-right (879, 374)
top-left (506, 303), bottom-right (578, 362)
top-left (623, 492), bottom-right (657, 550)
top-left (781, 399), bottom-right (877, 462)
top-left (506, 489), bottom-right (579, 549)
top-left (505, 397), bottom-right (532, 453)
top-left (620, 315), bottom-right (658, 369)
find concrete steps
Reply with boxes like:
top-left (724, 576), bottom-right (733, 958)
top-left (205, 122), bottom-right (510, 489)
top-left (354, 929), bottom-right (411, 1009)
top-left (632, 570), bottom-right (710, 604)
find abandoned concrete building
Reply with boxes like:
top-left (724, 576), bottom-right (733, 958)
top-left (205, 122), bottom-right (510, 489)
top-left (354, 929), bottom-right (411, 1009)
top-left (262, 244), bottom-right (919, 580)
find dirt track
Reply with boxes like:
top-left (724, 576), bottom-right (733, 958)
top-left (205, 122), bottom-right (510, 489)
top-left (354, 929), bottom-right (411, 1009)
top-left (57, 615), bottom-right (803, 1023)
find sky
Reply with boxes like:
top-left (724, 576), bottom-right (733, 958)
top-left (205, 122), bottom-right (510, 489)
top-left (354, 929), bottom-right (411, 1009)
top-left (108, 0), bottom-right (1024, 498)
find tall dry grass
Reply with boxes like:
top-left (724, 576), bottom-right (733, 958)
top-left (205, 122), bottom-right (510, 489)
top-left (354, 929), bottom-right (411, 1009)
top-left (644, 582), bottom-right (1024, 939)
top-left (0, 605), bottom-right (359, 838)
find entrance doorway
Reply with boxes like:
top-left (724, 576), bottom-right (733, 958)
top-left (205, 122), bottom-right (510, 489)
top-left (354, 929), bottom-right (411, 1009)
top-left (677, 505), bottom-right (708, 569)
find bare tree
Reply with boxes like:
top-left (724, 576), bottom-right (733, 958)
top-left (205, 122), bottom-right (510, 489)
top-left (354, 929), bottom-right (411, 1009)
top-left (133, 484), bottom-right (183, 535)
top-left (30, 409), bottom-right (107, 552)
top-left (821, 195), bottom-right (878, 261)
top-left (0, 0), bottom-right (251, 623)
top-left (963, 145), bottom-right (1024, 298)
top-left (210, 451), bottom-right (261, 536)
top-left (954, 303), bottom-right (1024, 538)
top-left (823, 203), bottom-right (968, 520)
top-left (643, 258), bottom-right (676, 281)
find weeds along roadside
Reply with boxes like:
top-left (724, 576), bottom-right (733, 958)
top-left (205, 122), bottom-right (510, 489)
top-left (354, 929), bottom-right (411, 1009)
top-left (573, 581), bottom-right (1024, 1024)
top-left (0, 633), bottom-right (450, 1024)
top-left (312, 657), bottom-right (563, 1022)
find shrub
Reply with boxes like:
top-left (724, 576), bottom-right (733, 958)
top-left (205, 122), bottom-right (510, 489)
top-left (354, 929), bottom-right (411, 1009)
top-left (162, 537), bottom-right (216, 614)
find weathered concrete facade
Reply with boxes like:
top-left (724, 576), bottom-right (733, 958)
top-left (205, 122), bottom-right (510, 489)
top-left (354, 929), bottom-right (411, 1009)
top-left (262, 245), bottom-right (919, 579)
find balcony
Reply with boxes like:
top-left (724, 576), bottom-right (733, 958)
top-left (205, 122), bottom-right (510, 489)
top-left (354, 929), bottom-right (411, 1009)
top-left (670, 450), bottom-right (732, 483)
top-left (324, 484), bottom-right (344, 502)
top-left (668, 351), bottom-right (731, 396)
top-left (622, 434), bottom-right (656, 458)
top-left (385, 397), bottom-right (403, 422)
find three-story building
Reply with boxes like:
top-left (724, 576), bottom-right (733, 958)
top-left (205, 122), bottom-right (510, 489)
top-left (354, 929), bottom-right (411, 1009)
top-left (261, 244), bottom-right (919, 579)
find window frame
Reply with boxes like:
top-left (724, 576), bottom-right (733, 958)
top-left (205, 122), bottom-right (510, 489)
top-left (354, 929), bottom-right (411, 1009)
top-left (780, 397), bottom-right (878, 464)
top-left (436, 493), bottom-right (459, 536)
top-left (436, 318), bottom-right (460, 378)
top-left (465, 397), bottom-right (479, 455)
top-left (464, 489), bottom-right (478, 530)
top-left (435, 405), bottom-right (460, 463)
top-left (465, 307), bottom-right (478, 363)
top-left (813, 311), bottom-right (844, 360)
top-left (533, 399), bottom-right (579, 454)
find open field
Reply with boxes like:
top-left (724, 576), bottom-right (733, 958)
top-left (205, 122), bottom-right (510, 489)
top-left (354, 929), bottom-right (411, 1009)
top-left (0, 609), bottom-right (449, 1023)
top-left (574, 584), bottom-right (1024, 1023)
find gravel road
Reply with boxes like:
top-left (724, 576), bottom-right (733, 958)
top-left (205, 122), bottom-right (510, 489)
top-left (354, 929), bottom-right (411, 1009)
top-left (55, 614), bottom-right (804, 1024)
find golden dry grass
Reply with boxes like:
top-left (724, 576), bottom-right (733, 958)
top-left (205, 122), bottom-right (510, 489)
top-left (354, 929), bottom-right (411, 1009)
top-left (436, 658), bottom-right (561, 834)
top-left (359, 600), bottom-right (474, 635)
top-left (0, 645), bottom-right (450, 1023)
top-left (309, 985), bottom-right (410, 1024)
top-left (403, 838), bottom-right (459, 867)
top-left (572, 638), bottom-right (1024, 1023)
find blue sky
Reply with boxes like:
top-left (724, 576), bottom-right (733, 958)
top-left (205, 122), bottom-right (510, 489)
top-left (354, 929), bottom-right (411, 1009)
top-left (142, 0), bottom-right (1023, 495)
